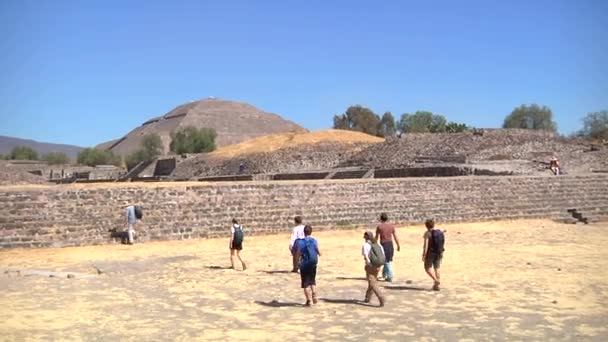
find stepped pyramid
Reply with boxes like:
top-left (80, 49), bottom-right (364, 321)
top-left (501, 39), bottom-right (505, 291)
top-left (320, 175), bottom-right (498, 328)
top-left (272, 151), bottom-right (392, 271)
top-left (98, 98), bottom-right (306, 156)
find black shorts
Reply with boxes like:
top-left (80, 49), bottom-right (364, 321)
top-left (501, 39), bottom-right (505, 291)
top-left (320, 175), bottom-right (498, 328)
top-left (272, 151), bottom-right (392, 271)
top-left (300, 263), bottom-right (317, 288)
top-left (381, 241), bottom-right (394, 263)
top-left (231, 241), bottom-right (243, 250)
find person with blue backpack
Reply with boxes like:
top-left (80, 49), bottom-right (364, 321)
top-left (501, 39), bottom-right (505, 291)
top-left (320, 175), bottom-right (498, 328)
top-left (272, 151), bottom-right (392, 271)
top-left (296, 225), bottom-right (321, 306)
top-left (422, 219), bottom-right (445, 291)
top-left (229, 218), bottom-right (247, 271)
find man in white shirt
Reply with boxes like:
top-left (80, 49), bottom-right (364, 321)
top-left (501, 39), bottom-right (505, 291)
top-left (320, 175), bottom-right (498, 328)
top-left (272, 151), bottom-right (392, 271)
top-left (362, 231), bottom-right (386, 307)
top-left (289, 216), bottom-right (306, 273)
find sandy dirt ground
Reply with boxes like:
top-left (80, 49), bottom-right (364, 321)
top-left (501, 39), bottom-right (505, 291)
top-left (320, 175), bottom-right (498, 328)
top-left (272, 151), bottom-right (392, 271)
top-left (1, 220), bottom-right (607, 341)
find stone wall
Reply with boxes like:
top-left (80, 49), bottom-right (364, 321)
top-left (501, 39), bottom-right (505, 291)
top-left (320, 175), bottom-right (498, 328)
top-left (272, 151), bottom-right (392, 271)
top-left (1, 174), bottom-right (607, 248)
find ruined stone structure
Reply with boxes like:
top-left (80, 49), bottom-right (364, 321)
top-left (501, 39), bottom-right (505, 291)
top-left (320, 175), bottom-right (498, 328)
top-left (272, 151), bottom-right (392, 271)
top-left (1, 174), bottom-right (607, 248)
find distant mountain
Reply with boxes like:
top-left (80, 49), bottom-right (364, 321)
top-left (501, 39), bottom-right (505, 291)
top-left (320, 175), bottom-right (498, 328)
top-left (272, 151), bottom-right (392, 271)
top-left (97, 98), bottom-right (307, 157)
top-left (0, 135), bottom-right (84, 160)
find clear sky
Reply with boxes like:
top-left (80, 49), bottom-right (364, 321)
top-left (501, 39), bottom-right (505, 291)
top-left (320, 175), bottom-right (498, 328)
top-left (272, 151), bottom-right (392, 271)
top-left (0, 0), bottom-right (606, 147)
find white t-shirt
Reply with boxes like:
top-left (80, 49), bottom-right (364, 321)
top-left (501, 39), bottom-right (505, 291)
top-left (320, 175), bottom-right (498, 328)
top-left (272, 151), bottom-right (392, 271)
top-left (289, 224), bottom-right (306, 248)
top-left (230, 224), bottom-right (241, 235)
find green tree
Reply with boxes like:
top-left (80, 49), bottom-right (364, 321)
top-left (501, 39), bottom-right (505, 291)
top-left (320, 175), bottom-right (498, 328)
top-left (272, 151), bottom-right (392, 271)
top-left (9, 146), bottom-right (39, 160)
top-left (445, 122), bottom-right (469, 133)
top-left (42, 152), bottom-right (70, 165)
top-left (579, 110), bottom-right (608, 141)
top-left (125, 133), bottom-right (163, 169)
top-left (399, 111), bottom-right (447, 133)
top-left (503, 104), bottom-right (557, 132)
top-left (378, 112), bottom-right (396, 137)
top-left (332, 105), bottom-right (381, 136)
top-left (170, 126), bottom-right (217, 154)
top-left (77, 148), bottom-right (121, 166)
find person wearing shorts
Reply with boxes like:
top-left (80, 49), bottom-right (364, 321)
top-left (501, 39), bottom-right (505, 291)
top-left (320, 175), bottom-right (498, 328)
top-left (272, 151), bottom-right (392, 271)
top-left (422, 219), bottom-right (443, 291)
top-left (296, 225), bottom-right (320, 306)
top-left (229, 218), bottom-right (247, 270)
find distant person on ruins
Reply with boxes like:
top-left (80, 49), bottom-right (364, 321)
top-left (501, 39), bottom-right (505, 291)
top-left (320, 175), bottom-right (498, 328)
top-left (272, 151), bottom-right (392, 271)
top-left (362, 231), bottom-right (386, 307)
top-left (229, 218), bottom-right (247, 271)
top-left (422, 219), bottom-right (445, 291)
top-left (375, 213), bottom-right (401, 282)
top-left (239, 162), bottom-right (246, 174)
top-left (289, 216), bottom-right (306, 272)
top-left (549, 156), bottom-right (561, 175)
top-left (123, 204), bottom-right (143, 245)
top-left (295, 225), bottom-right (321, 306)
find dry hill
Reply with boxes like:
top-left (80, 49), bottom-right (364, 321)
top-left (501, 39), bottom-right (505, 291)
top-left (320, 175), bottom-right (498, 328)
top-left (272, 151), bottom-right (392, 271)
top-left (99, 98), bottom-right (306, 157)
top-left (172, 130), bottom-right (384, 178)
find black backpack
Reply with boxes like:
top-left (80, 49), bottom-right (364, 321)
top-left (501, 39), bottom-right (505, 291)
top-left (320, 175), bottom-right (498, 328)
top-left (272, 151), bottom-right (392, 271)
top-left (233, 225), bottom-right (244, 245)
top-left (134, 206), bottom-right (143, 219)
top-left (430, 229), bottom-right (445, 253)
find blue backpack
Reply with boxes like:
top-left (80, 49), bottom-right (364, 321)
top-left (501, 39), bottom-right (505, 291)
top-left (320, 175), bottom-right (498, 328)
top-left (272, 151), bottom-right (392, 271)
top-left (301, 238), bottom-right (318, 265)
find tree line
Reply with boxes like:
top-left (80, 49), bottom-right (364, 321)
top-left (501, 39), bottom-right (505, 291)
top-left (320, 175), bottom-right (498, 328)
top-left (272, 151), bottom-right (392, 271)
top-left (1, 126), bottom-right (218, 168)
top-left (332, 104), bottom-right (608, 140)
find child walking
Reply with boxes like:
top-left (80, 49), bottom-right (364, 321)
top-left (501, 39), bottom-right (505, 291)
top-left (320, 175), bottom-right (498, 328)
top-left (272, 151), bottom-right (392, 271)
top-left (229, 218), bottom-right (247, 271)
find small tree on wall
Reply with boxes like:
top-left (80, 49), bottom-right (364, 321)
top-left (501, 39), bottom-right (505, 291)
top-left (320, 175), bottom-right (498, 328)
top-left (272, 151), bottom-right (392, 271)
top-left (170, 126), bottom-right (217, 154)
top-left (125, 133), bottom-right (163, 169)
top-left (503, 104), bottom-right (557, 132)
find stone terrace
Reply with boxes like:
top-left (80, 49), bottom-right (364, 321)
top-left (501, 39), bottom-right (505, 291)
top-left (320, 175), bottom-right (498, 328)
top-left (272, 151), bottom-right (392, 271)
top-left (1, 174), bottom-right (607, 248)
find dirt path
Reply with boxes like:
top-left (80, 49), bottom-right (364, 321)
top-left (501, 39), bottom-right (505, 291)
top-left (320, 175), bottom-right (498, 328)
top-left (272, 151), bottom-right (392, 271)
top-left (1, 220), bottom-right (607, 341)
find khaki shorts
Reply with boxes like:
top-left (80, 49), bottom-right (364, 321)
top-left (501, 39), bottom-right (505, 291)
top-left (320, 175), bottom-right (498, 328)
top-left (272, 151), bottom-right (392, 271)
top-left (424, 253), bottom-right (442, 269)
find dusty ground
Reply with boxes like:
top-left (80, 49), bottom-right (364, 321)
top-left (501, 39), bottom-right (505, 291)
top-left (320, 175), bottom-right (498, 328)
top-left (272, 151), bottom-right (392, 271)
top-left (1, 220), bottom-right (607, 341)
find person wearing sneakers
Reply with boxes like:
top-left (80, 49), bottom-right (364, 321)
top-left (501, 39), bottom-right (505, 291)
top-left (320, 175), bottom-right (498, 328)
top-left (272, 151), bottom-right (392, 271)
top-left (289, 216), bottom-right (306, 273)
top-left (422, 219), bottom-right (445, 291)
top-left (229, 218), bottom-right (247, 271)
top-left (295, 225), bottom-right (321, 306)
top-left (375, 213), bottom-right (400, 282)
top-left (362, 231), bottom-right (386, 307)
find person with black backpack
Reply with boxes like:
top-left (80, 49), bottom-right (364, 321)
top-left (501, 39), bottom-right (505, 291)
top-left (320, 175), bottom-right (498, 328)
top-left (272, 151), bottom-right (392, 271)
top-left (422, 219), bottom-right (445, 291)
top-left (362, 231), bottom-right (386, 307)
top-left (229, 218), bottom-right (247, 271)
top-left (295, 225), bottom-right (321, 306)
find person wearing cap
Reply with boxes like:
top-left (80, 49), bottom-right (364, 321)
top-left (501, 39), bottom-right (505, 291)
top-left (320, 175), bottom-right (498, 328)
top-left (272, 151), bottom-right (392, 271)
top-left (362, 231), bottom-right (386, 307)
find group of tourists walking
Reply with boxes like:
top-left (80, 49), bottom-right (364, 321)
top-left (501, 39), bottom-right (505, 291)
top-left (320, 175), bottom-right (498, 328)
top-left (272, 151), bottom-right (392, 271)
top-left (286, 213), bottom-right (445, 307)
top-left (123, 205), bottom-right (444, 308)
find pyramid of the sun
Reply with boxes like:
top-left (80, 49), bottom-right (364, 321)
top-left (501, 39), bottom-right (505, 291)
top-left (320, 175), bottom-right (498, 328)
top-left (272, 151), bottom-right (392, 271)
top-left (99, 98), bottom-right (306, 156)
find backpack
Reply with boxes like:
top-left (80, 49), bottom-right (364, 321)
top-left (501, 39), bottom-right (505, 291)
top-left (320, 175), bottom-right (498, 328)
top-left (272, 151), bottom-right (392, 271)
top-left (301, 238), bottom-right (318, 265)
top-left (369, 243), bottom-right (386, 267)
top-left (233, 225), bottom-right (244, 245)
top-left (134, 206), bottom-right (143, 219)
top-left (430, 229), bottom-right (445, 253)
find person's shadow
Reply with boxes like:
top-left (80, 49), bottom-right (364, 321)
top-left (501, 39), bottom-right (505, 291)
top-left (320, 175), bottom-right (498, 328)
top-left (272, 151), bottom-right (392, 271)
top-left (206, 266), bottom-right (233, 270)
top-left (260, 270), bottom-right (293, 274)
top-left (254, 300), bottom-right (304, 308)
top-left (384, 285), bottom-right (431, 291)
top-left (320, 298), bottom-right (374, 307)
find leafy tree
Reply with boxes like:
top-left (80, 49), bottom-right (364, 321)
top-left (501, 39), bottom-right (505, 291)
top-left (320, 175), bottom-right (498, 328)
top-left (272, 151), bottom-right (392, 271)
top-left (579, 110), bottom-right (608, 141)
top-left (378, 112), bottom-right (396, 137)
top-left (503, 104), bottom-right (557, 132)
top-left (9, 146), bottom-right (39, 160)
top-left (42, 152), bottom-right (70, 165)
top-left (125, 133), bottom-right (163, 169)
top-left (399, 111), bottom-right (447, 133)
top-left (333, 105), bottom-right (381, 136)
top-left (77, 148), bottom-right (121, 166)
top-left (170, 126), bottom-right (217, 154)
top-left (445, 122), bottom-right (469, 133)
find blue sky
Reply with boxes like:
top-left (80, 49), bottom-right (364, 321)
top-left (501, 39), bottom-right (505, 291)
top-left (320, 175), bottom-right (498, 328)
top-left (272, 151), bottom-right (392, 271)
top-left (0, 0), bottom-right (606, 147)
